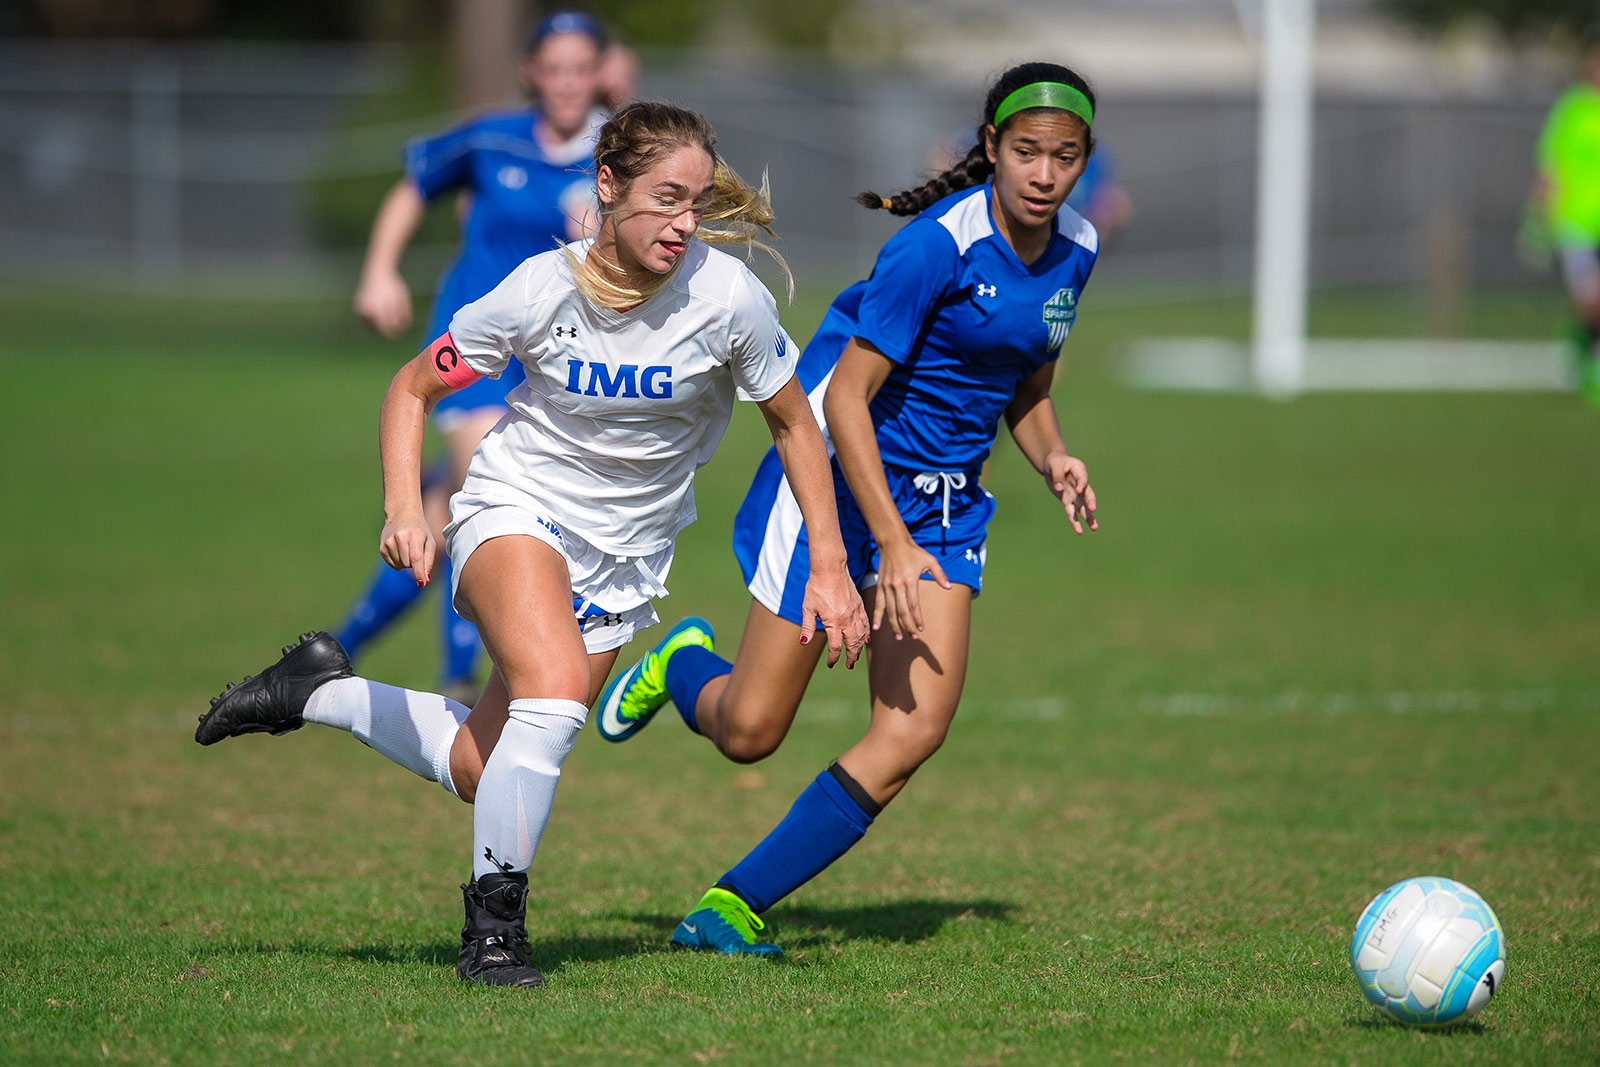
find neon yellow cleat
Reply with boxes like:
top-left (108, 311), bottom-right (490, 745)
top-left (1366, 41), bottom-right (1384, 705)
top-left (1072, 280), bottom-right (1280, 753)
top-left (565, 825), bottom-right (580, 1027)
top-left (595, 617), bottom-right (714, 742)
top-left (670, 888), bottom-right (783, 957)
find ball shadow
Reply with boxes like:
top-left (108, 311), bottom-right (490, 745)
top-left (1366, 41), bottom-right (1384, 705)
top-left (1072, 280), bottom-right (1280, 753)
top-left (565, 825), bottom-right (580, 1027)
top-left (1347, 1015), bottom-right (1489, 1036)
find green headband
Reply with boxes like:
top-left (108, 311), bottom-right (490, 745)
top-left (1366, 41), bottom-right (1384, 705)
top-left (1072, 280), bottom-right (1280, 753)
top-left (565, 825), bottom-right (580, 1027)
top-left (993, 81), bottom-right (1094, 128)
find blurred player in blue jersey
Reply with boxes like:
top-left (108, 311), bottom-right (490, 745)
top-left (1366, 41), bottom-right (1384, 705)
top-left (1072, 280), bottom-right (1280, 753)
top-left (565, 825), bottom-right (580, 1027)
top-left (337, 11), bottom-right (613, 701)
top-left (1066, 146), bottom-right (1133, 246)
top-left (596, 61), bottom-right (1102, 955)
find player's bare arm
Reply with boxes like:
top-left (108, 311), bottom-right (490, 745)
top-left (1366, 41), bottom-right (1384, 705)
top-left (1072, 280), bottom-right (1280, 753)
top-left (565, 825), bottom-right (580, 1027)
top-left (353, 178), bottom-right (427, 340)
top-left (824, 338), bottom-right (952, 640)
top-left (1005, 359), bottom-right (1097, 534)
top-left (378, 333), bottom-right (474, 585)
top-left (757, 375), bottom-right (869, 669)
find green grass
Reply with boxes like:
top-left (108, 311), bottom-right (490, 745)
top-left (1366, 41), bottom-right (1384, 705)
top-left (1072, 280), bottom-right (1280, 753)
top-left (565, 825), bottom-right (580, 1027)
top-left (1, 281), bottom-right (1596, 1065)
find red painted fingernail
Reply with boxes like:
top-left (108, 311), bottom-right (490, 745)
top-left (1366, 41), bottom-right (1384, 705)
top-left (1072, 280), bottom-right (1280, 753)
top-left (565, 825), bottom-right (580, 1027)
top-left (800, 635), bottom-right (810, 644)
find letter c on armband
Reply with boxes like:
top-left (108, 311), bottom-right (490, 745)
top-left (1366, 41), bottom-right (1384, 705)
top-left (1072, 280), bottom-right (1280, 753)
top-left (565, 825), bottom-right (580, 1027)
top-left (428, 332), bottom-right (483, 390)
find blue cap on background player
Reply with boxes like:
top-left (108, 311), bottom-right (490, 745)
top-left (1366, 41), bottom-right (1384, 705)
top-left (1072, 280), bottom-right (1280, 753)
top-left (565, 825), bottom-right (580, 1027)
top-left (527, 10), bottom-right (610, 53)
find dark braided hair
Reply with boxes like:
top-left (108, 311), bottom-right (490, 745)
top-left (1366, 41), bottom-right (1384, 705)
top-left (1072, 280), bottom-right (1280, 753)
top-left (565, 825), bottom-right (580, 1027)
top-left (857, 61), bottom-right (1096, 217)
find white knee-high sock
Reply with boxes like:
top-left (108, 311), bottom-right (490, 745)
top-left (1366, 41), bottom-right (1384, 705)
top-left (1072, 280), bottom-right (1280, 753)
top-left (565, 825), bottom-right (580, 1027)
top-left (302, 677), bottom-right (470, 796)
top-left (472, 698), bottom-right (587, 879)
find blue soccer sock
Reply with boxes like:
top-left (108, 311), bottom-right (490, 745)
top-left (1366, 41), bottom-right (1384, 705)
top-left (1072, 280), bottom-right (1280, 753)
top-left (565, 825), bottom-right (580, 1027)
top-left (664, 645), bottom-right (732, 735)
top-left (333, 559), bottom-right (426, 659)
top-left (716, 763), bottom-right (881, 913)
top-left (436, 553), bottom-right (481, 685)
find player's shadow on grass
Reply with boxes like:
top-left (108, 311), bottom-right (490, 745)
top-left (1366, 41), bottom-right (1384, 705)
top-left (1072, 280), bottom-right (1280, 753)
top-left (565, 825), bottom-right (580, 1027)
top-left (250, 899), bottom-right (1013, 973)
top-left (342, 933), bottom-right (650, 973)
top-left (632, 898), bottom-right (1013, 949)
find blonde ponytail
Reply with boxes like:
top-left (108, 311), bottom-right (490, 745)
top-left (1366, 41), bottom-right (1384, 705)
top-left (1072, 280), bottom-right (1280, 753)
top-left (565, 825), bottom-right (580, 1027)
top-left (564, 101), bottom-right (792, 310)
top-left (697, 160), bottom-right (792, 300)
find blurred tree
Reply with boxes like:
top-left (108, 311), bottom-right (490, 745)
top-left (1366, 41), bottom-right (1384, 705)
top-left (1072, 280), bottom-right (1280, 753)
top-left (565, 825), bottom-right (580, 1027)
top-left (582, 0), bottom-right (849, 49)
top-left (1379, 0), bottom-right (1598, 37)
top-left (19, 0), bottom-right (441, 39)
top-left (450, 0), bottom-right (520, 109)
top-left (18, 0), bottom-right (851, 46)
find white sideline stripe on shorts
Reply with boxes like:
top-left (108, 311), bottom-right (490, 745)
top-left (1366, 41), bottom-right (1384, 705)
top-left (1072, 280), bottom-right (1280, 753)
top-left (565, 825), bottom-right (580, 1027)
top-left (747, 367), bottom-right (837, 615)
top-left (748, 474), bottom-right (805, 615)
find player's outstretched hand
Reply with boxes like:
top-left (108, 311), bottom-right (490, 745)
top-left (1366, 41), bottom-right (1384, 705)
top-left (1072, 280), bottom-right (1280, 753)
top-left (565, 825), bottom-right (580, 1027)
top-left (799, 563), bottom-right (869, 669)
top-left (380, 514), bottom-right (434, 587)
top-left (354, 271), bottom-right (414, 341)
top-left (873, 536), bottom-right (951, 641)
top-left (1045, 451), bottom-right (1098, 535)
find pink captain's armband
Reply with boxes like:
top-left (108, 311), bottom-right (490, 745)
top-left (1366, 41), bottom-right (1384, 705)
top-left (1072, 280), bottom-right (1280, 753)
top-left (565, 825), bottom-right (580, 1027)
top-left (427, 332), bottom-right (483, 390)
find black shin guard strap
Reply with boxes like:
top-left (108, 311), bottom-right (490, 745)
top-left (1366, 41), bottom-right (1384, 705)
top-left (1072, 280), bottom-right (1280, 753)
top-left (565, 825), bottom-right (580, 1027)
top-left (827, 761), bottom-right (883, 818)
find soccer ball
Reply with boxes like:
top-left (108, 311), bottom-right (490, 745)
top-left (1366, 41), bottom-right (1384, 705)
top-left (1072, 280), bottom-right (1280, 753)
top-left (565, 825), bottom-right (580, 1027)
top-left (1350, 876), bottom-right (1505, 1027)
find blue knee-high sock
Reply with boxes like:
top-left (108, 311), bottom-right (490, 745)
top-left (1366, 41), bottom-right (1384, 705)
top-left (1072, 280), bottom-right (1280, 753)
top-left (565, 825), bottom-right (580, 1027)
top-left (436, 553), bottom-right (481, 684)
top-left (333, 559), bottom-right (426, 659)
top-left (664, 645), bottom-right (732, 735)
top-left (717, 764), bottom-right (879, 913)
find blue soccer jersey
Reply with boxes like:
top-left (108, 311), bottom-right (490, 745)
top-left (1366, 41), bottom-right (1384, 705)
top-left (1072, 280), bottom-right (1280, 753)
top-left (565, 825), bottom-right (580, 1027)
top-left (404, 108), bottom-right (599, 342)
top-left (797, 182), bottom-right (1098, 472)
top-left (734, 183), bottom-right (1098, 622)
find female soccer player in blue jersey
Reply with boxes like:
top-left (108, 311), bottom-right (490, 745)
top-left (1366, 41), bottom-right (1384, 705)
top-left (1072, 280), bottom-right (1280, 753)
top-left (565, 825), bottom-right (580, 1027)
top-left (596, 61), bottom-right (1102, 956)
top-left (337, 11), bottom-right (613, 700)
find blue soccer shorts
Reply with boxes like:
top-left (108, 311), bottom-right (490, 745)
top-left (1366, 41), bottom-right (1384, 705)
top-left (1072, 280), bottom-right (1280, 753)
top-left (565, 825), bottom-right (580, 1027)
top-left (733, 447), bottom-right (993, 626)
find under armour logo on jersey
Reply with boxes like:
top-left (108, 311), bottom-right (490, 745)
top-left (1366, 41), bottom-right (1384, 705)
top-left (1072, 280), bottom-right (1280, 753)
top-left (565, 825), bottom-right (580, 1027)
top-left (976, 283), bottom-right (998, 298)
top-left (553, 325), bottom-right (578, 338)
top-left (564, 359), bottom-right (672, 399)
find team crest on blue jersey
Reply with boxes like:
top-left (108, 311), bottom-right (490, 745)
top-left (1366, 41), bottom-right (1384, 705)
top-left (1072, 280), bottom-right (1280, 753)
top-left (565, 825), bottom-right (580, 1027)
top-left (497, 165), bottom-right (528, 190)
top-left (1044, 287), bottom-right (1079, 350)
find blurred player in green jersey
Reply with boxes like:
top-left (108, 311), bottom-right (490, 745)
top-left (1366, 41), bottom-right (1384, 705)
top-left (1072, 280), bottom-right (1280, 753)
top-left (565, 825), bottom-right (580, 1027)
top-left (1530, 31), bottom-right (1600, 405)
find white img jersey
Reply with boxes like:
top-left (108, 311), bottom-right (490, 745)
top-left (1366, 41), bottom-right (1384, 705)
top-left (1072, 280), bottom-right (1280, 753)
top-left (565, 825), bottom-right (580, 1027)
top-left (448, 239), bottom-right (796, 556)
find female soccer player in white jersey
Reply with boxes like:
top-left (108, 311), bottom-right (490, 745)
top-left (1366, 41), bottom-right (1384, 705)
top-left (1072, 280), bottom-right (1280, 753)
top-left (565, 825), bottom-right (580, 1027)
top-left (596, 62), bottom-right (1101, 956)
top-left (336, 11), bottom-right (613, 702)
top-left (194, 101), bottom-right (869, 988)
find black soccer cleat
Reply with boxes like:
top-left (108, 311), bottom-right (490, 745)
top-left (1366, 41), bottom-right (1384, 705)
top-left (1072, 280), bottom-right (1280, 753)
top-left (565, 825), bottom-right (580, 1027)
top-left (194, 631), bottom-right (353, 746)
top-left (458, 872), bottom-right (546, 988)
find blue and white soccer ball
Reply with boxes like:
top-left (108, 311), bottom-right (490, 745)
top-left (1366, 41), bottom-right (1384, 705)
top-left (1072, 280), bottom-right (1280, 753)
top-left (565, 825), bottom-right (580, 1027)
top-left (1350, 876), bottom-right (1506, 1027)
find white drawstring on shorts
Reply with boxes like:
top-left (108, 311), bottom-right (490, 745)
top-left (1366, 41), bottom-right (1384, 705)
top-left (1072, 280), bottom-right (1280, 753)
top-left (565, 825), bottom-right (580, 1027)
top-left (625, 554), bottom-right (671, 599)
top-left (912, 471), bottom-right (968, 529)
top-left (573, 554), bottom-right (670, 620)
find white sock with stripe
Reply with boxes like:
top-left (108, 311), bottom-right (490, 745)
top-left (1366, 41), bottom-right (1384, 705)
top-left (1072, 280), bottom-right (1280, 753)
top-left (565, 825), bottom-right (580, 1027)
top-left (303, 676), bottom-right (470, 796)
top-left (471, 698), bottom-right (588, 879)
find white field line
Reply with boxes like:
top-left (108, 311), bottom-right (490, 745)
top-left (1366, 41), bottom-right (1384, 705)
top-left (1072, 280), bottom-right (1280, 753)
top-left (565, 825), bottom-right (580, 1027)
top-left (1, 686), bottom-right (1589, 737)
top-left (1122, 338), bottom-right (1575, 393)
top-left (781, 687), bottom-right (1594, 724)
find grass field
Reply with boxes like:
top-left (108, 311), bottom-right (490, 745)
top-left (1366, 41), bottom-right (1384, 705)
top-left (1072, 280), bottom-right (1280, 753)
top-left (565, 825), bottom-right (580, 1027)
top-left (1, 281), bottom-right (1597, 1065)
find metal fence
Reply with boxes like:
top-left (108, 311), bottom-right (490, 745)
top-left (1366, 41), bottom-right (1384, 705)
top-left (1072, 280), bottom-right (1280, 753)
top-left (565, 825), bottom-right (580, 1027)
top-left (0, 40), bottom-right (1565, 299)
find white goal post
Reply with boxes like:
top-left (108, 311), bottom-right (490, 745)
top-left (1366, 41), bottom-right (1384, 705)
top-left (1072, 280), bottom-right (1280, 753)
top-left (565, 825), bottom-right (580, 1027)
top-left (1251, 0), bottom-right (1315, 396)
